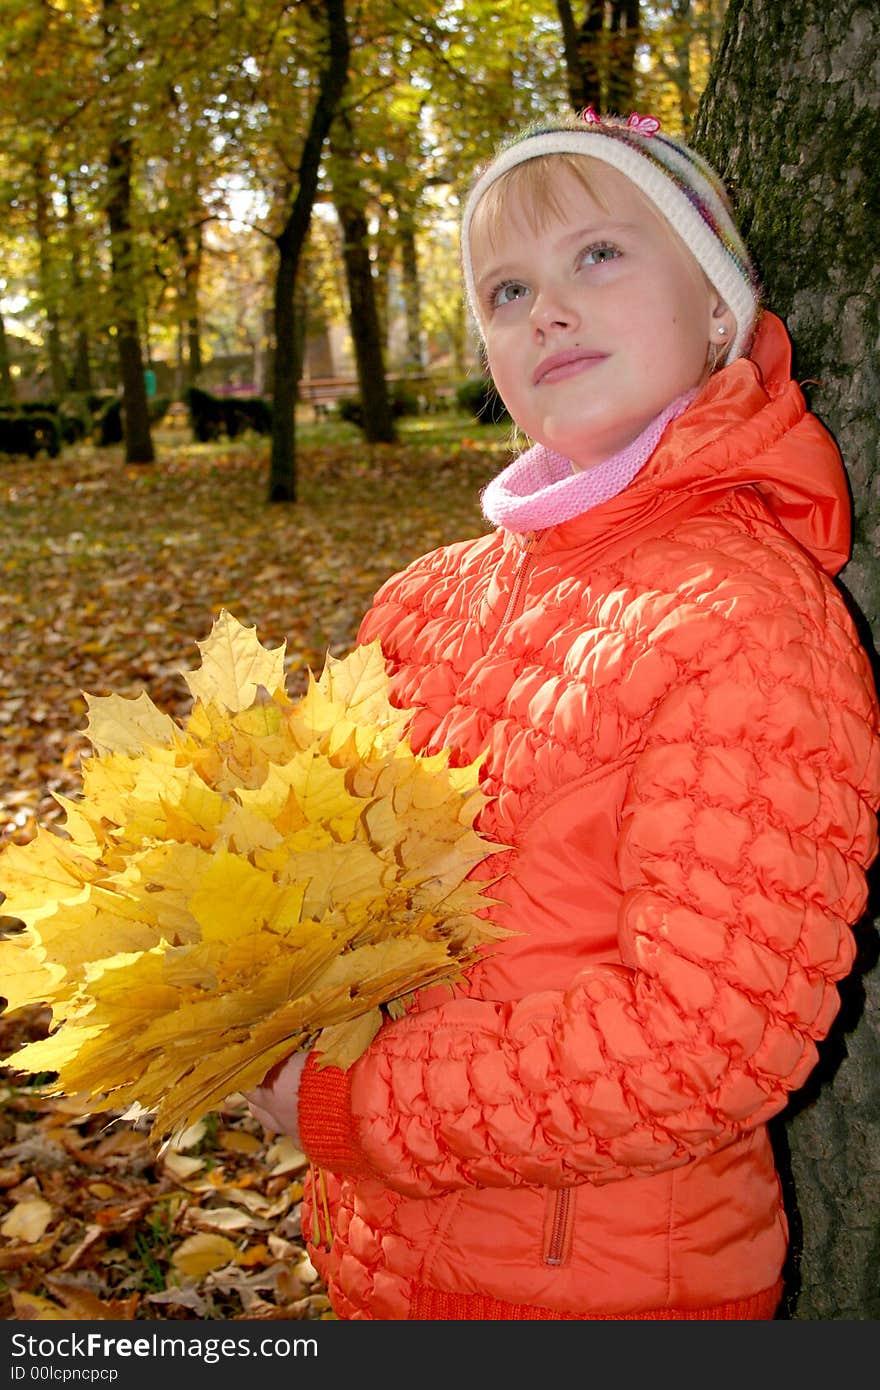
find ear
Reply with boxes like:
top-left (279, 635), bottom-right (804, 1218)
top-left (707, 297), bottom-right (736, 351)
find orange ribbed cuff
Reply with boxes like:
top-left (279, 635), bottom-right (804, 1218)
top-left (297, 1052), bottom-right (375, 1177)
top-left (409, 1279), bottom-right (785, 1321)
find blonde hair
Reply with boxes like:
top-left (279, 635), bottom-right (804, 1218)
top-left (468, 154), bottom-right (610, 252)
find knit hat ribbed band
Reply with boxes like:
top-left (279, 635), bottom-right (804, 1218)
top-left (461, 113), bottom-right (759, 364)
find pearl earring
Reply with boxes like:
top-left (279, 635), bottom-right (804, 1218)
top-left (716, 324), bottom-right (729, 336)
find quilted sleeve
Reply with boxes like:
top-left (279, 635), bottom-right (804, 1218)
top-left (298, 577), bottom-right (880, 1201)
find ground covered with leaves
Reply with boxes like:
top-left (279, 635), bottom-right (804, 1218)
top-left (0, 412), bottom-right (510, 1320)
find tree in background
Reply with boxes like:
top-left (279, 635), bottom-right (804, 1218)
top-left (696, 0), bottom-right (880, 1321)
top-left (0, 0), bottom-right (739, 483)
top-left (329, 110), bottom-right (397, 447)
top-left (266, 0), bottom-right (350, 503)
top-left (102, 0), bottom-right (154, 465)
top-left (62, 171), bottom-right (95, 397)
top-left (555, 0), bottom-right (641, 113)
top-left (0, 2), bottom-right (98, 407)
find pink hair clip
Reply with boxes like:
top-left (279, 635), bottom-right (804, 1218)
top-left (625, 112), bottom-right (661, 136)
top-left (578, 107), bottom-right (661, 137)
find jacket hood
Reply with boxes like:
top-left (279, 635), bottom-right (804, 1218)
top-left (536, 312), bottom-right (852, 577)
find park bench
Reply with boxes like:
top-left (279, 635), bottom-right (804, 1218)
top-left (298, 373), bottom-right (455, 418)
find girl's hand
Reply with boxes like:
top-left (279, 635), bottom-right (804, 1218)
top-left (244, 1049), bottom-right (310, 1148)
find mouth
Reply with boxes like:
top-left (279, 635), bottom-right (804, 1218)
top-left (533, 349), bottom-right (608, 386)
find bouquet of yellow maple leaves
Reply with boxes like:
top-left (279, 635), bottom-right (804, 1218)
top-left (0, 611), bottom-right (505, 1144)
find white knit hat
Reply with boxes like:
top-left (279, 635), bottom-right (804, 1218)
top-left (461, 110), bottom-right (759, 364)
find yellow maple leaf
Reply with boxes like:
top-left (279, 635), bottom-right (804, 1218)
top-left (185, 609), bottom-right (286, 712)
top-left (0, 610), bottom-right (508, 1144)
top-left (84, 689), bottom-right (179, 757)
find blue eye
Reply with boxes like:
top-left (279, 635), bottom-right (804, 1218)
top-left (491, 280), bottom-right (529, 309)
top-left (579, 242), bottom-right (620, 267)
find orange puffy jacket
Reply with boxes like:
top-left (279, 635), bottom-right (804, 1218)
top-left (295, 314), bottom-right (880, 1320)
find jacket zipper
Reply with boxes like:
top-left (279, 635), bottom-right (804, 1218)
top-left (498, 530), bottom-right (540, 632)
top-left (498, 530), bottom-right (571, 1267)
top-left (310, 1164), bottom-right (333, 1251)
top-left (544, 1187), bottom-right (574, 1267)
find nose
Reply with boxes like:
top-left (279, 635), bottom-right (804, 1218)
top-left (529, 281), bottom-right (580, 335)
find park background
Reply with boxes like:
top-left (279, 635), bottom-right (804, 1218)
top-left (0, 0), bottom-right (877, 1321)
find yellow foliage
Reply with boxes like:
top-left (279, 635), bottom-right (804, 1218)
top-left (0, 611), bottom-right (505, 1144)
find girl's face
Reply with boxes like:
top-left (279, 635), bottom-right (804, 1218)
top-left (469, 162), bottom-right (735, 470)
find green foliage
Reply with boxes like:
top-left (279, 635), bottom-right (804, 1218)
top-left (455, 376), bottom-right (511, 426)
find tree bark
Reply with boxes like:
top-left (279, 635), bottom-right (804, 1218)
top-left (694, 0), bottom-right (880, 1321)
top-left (667, 0), bottom-right (695, 136)
top-left (101, 0), bottom-right (152, 463)
top-left (397, 206), bottom-right (424, 369)
top-left (330, 115), bottom-right (396, 445)
top-left (34, 154), bottom-right (66, 400)
top-left (106, 131), bottom-right (154, 464)
top-left (268, 0), bottom-right (350, 504)
top-left (333, 192), bottom-right (396, 441)
top-left (606, 0), bottom-right (641, 114)
top-left (555, 1), bottom-right (640, 115)
top-left (373, 211), bottom-right (395, 359)
top-left (332, 187), bottom-right (396, 442)
top-left (64, 178), bottom-right (93, 395)
top-left (555, 0), bottom-right (603, 112)
top-left (174, 222), bottom-right (203, 387)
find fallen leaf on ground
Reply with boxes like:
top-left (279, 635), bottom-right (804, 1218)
top-left (171, 1232), bottom-right (239, 1279)
top-left (1, 1197), bottom-right (53, 1242)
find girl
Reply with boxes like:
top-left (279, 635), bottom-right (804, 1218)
top-left (247, 111), bottom-right (880, 1320)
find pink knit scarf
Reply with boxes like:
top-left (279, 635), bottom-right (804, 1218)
top-left (481, 391), bottom-right (696, 532)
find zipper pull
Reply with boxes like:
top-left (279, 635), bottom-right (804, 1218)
top-left (499, 530), bottom-right (540, 629)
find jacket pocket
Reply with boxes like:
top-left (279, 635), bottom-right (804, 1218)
top-left (542, 1186), bottom-right (576, 1267)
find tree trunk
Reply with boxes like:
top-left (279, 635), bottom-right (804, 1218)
top-left (334, 190), bottom-right (396, 442)
top-left (0, 311), bottom-right (14, 405)
top-left (258, 291), bottom-right (274, 398)
top-left (106, 131), bottom-right (154, 464)
top-left (332, 193), bottom-right (394, 442)
top-left (182, 222), bottom-right (203, 386)
top-left (372, 211), bottom-right (395, 359)
top-left (64, 178), bottom-right (93, 395)
top-left (172, 222), bottom-right (203, 388)
top-left (555, 0), bottom-right (603, 111)
top-left (695, 0), bottom-right (880, 1321)
top-left (330, 117), bottom-right (396, 445)
top-left (555, 1), bottom-right (640, 115)
top-left (268, 0), bottom-right (350, 504)
top-left (606, 0), bottom-right (641, 114)
top-left (667, 0), bottom-right (695, 136)
top-left (397, 207), bottom-right (424, 369)
top-left (34, 156), bottom-right (66, 399)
